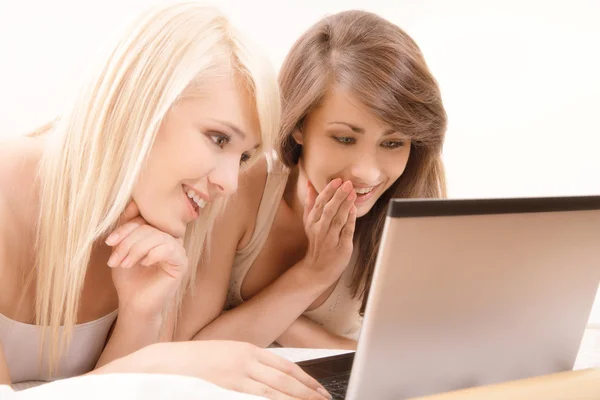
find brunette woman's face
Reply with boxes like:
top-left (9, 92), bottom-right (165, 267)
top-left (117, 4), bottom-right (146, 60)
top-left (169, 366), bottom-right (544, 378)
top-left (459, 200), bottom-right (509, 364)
top-left (294, 87), bottom-right (411, 217)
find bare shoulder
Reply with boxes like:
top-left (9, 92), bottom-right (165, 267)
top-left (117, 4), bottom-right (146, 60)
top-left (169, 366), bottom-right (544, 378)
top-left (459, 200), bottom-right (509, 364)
top-left (0, 135), bottom-right (43, 270)
top-left (0, 186), bottom-right (8, 271)
top-left (0, 135), bottom-right (44, 191)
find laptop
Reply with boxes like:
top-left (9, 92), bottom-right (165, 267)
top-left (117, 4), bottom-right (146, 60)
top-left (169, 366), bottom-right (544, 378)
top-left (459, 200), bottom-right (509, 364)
top-left (298, 195), bottom-right (600, 400)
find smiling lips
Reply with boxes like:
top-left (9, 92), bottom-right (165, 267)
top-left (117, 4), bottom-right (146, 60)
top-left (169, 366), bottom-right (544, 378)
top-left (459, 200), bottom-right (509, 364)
top-left (182, 185), bottom-right (208, 222)
top-left (353, 184), bottom-right (378, 204)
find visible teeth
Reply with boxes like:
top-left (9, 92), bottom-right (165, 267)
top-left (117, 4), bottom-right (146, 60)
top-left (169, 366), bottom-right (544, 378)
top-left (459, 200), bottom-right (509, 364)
top-left (193, 195), bottom-right (206, 208)
top-left (355, 187), bottom-right (374, 195)
top-left (186, 188), bottom-right (207, 208)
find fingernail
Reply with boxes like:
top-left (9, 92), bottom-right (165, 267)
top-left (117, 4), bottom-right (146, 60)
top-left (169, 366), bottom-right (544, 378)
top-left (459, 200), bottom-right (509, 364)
top-left (347, 190), bottom-right (356, 201)
top-left (317, 387), bottom-right (331, 399)
top-left (121, 256), bottom-right (130, 268)
top-left (331, 179), bottom-right (342, 188)
top-left (105, 233), bottom-right (118, 246)
top-left (107, 253), bottom-right (118, 268)
top-left (342, 181), bottom-right (352, 192)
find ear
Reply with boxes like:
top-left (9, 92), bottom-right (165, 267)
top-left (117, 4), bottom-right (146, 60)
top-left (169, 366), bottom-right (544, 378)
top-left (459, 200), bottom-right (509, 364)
top-left (291, 127), bottom-right (303, 145)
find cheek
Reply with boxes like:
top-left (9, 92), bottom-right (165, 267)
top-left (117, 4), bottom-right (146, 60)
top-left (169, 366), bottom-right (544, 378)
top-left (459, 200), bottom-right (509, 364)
top-left (305, 151), bottom-right (347, 191)
top-left (380, 150), bottom-right (411, 187)
top-left (172, 137), bottom-right (215, 178)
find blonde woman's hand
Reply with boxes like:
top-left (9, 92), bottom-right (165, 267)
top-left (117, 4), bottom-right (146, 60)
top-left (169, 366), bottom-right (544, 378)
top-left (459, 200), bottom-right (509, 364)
top-left (300, 179), bottom-right (357, 282)
top-left (106, 200), bottom-right (188, 318)
top-left (119, 341), bottom-right (332, 400)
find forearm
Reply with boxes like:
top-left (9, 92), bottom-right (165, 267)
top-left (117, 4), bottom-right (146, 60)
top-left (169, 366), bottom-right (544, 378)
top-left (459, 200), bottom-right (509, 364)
top-left (90, 343), bottom-right (158, 376)
top-left (95, 311), bottom-right (164, 369)
top-left (275, 316), bottom-right (357, 350)
top-left (193, 263), bottom-right (331, 347)
top-left (0, 343), bottom-right (11, 386)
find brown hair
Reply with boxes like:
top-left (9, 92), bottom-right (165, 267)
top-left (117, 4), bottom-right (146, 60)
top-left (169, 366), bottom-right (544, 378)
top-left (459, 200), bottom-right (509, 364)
top-left (276, 10), bottom-right (448, 314)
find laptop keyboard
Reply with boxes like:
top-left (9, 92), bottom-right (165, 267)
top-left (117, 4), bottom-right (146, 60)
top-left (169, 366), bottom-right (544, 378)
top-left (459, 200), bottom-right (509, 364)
top-left (320, 372), bottom-right (350, 400)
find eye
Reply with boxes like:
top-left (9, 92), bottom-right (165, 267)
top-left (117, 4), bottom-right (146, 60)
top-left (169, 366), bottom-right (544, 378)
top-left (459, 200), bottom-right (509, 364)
top-left (333, 136), bottom-right (355, 146)
top-left (240, 152), bottom-right (251, 165)
top-left (381, 140), bottom-right (406, 149)
top-left (209, 132), bottom-right (231, 148)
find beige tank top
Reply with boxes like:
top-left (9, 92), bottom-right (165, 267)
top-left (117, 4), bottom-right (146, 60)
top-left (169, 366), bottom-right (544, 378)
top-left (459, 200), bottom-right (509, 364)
top-left (0, 309), bottom-right (117, 384)
top-left (225, 152), bottom-right (363, 341)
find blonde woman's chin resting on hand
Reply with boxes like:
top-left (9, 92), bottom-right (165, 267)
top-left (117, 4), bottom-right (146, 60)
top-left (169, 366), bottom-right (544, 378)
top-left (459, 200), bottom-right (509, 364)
top-left (0, 2), bottom-right (329, 399)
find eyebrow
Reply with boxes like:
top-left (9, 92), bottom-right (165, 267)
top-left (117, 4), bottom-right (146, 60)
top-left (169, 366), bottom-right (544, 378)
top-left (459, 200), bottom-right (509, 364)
top-left (328, 121), bottom-right (398, 136)
top-left (209, 119), bottom-right (247, 140)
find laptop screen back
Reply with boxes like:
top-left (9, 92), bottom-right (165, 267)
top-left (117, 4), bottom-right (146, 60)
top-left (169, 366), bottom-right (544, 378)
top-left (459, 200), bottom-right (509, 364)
top-left (346, 196), bottom-right (600, 400)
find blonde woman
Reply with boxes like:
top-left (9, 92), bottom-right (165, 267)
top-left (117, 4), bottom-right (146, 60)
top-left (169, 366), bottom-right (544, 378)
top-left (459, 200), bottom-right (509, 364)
top-left (175, 10), bottom-right (447, 349)
top-left (0, 2), bottom-right (329, 399)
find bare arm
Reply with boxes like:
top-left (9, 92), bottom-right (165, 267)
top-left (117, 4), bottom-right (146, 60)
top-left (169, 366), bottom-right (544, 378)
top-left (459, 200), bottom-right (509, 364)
top-left (95, 311), bottom-right (166, 368)
top-left (96, 200), bottom-right (188, 368)
top-left (0, 343), bottom-right (11, 386)
top-left (193, 263), bottom-right (331, 347)
top-left (174, 191), bottom-right (252, 342)
top-left (275, 315), bottom-right (357, 350)
top-left (187, 179), bottom-right (357, 348)
top-left (88, 340), bottom-right (330, 400)
top-left (175, 163), bottom-right (331, 345)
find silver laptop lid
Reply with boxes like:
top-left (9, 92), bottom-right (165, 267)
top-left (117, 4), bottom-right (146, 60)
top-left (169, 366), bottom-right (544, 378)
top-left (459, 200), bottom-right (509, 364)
top-left (346, 195), bottom-right (600, 400)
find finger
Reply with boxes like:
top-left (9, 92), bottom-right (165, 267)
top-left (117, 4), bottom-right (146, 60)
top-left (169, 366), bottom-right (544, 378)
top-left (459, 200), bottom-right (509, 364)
top-left (250, 362), bottom-right (330, 400)
top-left (237, 379), bottom-right (295, 400)
top-left (307, 178), bottom-right (342, 225)
top-left (327, 189), bottom-right (357, 237)
top-left (120, 200), bottom-right (141, 225)
top-left (339, 205), bottom-right (357, 245)
top-left (316, 181), bottom-right (353, 229)
top-left (107, 224), bottom-right (156, 268)
top-left (258, 350), bottom-right (327, 397)
top-left (118, 231), bottom-right (169, 269)
top-left (140, 242), bottom-right (188, 278)
top-left (105, 216), bottom-right (146, 246)
top-left (303, 181), bottom-right (317, 226)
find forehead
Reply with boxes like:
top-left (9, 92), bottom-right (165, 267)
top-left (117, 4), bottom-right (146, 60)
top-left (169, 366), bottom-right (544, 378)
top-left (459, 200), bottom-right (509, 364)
top-left (308, 87), bottom-right (388, 130)
top-left (181, 75), bottom-right (260, 143)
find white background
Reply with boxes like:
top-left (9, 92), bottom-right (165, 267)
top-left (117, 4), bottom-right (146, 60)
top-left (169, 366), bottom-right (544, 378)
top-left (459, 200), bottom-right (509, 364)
top-left (1, 0), bottom-right (599, 321)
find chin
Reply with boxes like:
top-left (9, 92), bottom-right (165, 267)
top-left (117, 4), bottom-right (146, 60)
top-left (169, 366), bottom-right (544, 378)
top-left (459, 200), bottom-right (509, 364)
top-left (355, 206), bottom-right (371, 219)
top-left (164, 220), bottom-right (187, 239)
top-left (142, 211), bottom-right (186, 239)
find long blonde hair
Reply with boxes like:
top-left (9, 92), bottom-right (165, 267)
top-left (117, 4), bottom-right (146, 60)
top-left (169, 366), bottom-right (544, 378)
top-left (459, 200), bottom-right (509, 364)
top-left (32, 1), bottom-right (279, 375)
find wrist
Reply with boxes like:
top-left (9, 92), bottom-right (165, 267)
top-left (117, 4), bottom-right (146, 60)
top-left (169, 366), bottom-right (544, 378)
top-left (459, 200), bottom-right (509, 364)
top-left (291, 259), bottom-right (336, 289)
top-left (293, 258), bottom-right (340, 286)
top-left (117, 301), bottom-right (165, 325)
top-left (112, 308), bottom-right (164, 346)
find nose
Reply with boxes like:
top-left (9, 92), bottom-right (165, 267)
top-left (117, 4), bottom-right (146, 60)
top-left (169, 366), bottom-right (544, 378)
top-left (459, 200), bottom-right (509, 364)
top-left (207, 156), bottom-right (240, 197)
top-left (349, 152), bottom-right (381, 184)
